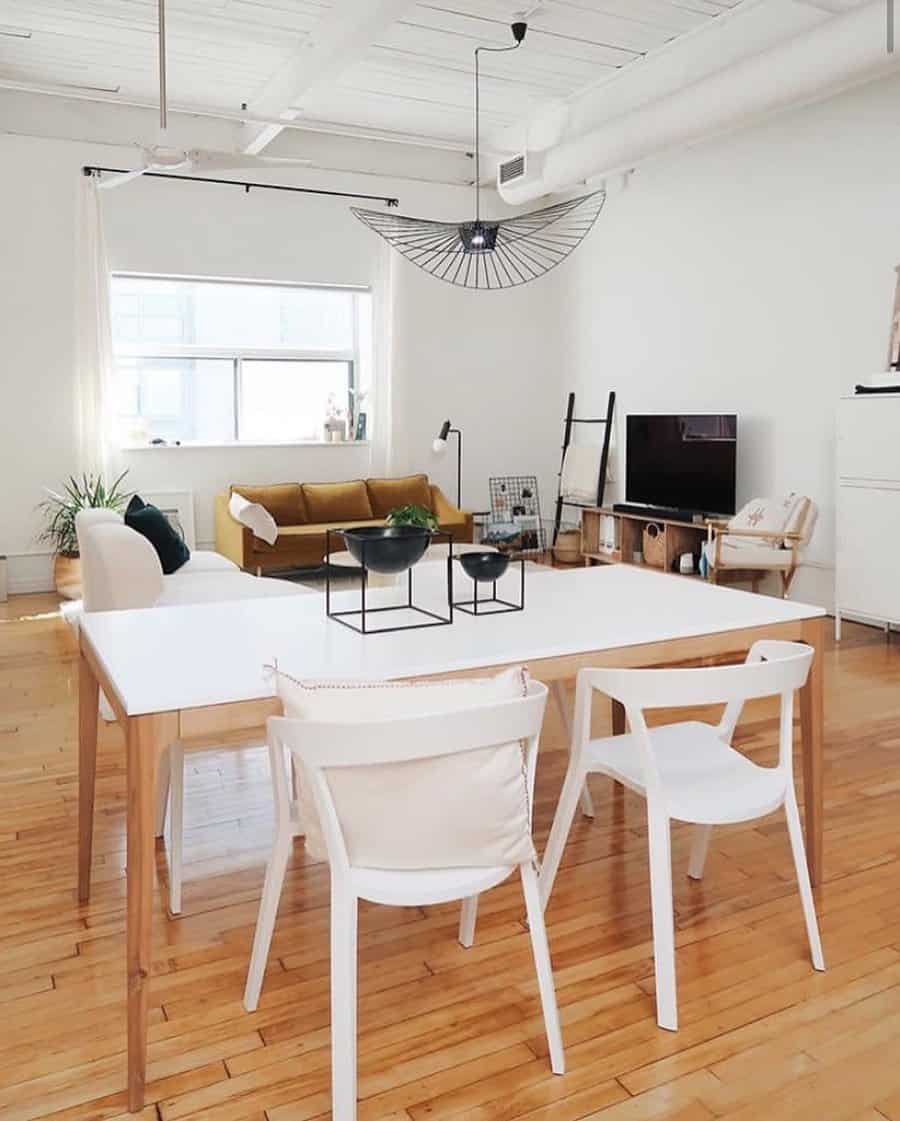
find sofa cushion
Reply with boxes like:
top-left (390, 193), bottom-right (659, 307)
top-left (125, 495), bottom-right (190, 575)
top-left (366, 474), bottom-right (433, 517)
top-left (178, 551), bottom-right (239, 574)
top-left (302, 480), bottom-right (373, 523)
top-left (231, 483), bottom-right (307, 527)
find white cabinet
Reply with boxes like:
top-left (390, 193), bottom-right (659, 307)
top-left (835, 395), bottom-right (900, 637)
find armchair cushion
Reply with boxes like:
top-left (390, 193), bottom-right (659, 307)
top-left (712, 540), bottom-right (795, 570)
top-left (231, 483), bottom-right (306, 527)
top-left (302, 480), bottom-right (373, 523)
top-left (275, 666), bottom-right (534, 870)
top-left (366, 474), bottom-right (432, 517)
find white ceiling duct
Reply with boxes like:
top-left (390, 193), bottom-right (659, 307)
top-left (499, 0), bottom-right (900, 205)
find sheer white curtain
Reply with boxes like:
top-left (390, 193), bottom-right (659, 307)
top-left (74, 172), bottom-right (114, 477)
top-left (369, 240), bottom-right (396, 478)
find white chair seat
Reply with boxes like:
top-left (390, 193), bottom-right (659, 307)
top-left (157, 572), bottom-right (309, 606)
top-left (178, 550), bottom-right (239, 574)
top-left (585, 721), bottom-right (788, 824)
top-left (351, 864), bottom-right (514, 907)
top-left (713, 540), bottom-right (794, 569)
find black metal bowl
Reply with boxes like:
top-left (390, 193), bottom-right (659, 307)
top-left (458, 550), bottom-right (510, 583)
top-left (341, 525), bottom-right (431, 574)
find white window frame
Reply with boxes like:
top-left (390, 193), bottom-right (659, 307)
top-left (111, 273), bottom-right (369, 448)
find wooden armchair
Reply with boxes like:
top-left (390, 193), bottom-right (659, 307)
top-left (706, 496), bottom-right (817, 597)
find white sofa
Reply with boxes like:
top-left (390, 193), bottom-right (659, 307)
top-left (74, 507), bottom-right (314, 915)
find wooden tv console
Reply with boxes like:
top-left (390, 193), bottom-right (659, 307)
top-left (580, 506), bottom-right (709, 578)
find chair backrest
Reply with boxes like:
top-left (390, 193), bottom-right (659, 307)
top-left (79, 523), bottom-right (163, 612)
top-left (795, 499), bottom-right (818, 547)
top-left (268, 679), bottom-right (548, 874)
top-left (574, 641), bottom-right (813, 791)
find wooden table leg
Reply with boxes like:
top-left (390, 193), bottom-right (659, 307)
top-left (78, 648), bottom-right (100, 903)
top-left (127, 711), bottom-right (177, 1113)
top-left (799, 616), bottom-right (824, 887)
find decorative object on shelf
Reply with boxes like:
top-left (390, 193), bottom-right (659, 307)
top-left (642, 523), bottom-right (666, 569)
top-left (351, 23), bottom-right (605, 290)
top-left (385, 504), bottom-right (439, 532)
top-left (454, 550), bottom-right (525, 615)
top-left (489, 476), bottom-right (544, 554)
top-left (355, 411), bottom-right (367, 441)
top-left (432, 420), bottom-right (462, 506)
top-left (326, 528), bottom-right (452, 634)
top-left (552, 528), bottom-right (582, 565)
top-left (37, 470), bottom-right (132, 599)
top-left (323, 393), bottom-right (347, 442)
top-left (678, 551), bottom-right (696, 575)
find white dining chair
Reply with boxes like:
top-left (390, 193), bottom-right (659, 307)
top-left (539, 640), bottom-right (824, 1032)
top-left (243, 680), bottom-right (564, 1121)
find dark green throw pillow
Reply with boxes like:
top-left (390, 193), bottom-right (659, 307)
top-left (125, 495), bottom-right (190, 575)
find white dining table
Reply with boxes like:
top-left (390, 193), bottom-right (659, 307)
top-left (77, 562), bottom-right (826, 1111)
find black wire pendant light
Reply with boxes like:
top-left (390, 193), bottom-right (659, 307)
top-left (351, 21), bottom-right (605, 290)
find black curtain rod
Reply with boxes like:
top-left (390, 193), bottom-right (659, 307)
top-left (82, 165), bottom-right (399, 207)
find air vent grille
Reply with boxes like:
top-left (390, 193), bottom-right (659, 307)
top-left (498, 153), bottom-right (526, 184)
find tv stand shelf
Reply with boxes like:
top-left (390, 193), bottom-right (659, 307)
top-left (580, 506), bottom-right (708, 578)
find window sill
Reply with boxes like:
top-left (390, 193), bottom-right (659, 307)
top-left (119, 441), bottom-right (371, 451)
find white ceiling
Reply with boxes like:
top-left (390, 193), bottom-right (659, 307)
top-left (0, 0), bottom-right (744, 151)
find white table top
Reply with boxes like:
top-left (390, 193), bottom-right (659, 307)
top-left (81, 564), bottom-right (824, 717)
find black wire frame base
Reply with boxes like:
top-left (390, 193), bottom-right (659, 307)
top-left (324, 529), bottom-right (454, 635)
top-left (453, 555), bottom-right (526, 616)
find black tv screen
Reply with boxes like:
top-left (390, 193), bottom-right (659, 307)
top-left (625, 414), bottom-right (737, 516)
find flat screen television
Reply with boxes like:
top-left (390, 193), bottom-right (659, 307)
top-left (625, 414), bottom-right (737, 517)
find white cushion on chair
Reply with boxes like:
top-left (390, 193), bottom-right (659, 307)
top-left (727, 497), bottom-right (792, 549)
top-left (275, 666), bottom-right (535, 870)
top-left (712, 540), bottom-right (794, 570)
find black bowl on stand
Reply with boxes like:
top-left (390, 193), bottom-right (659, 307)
top-left (457, 551), bottom-right (511, 583)
top-left (341, 525), bottom-right (432, 575)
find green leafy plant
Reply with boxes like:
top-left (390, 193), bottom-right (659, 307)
top-left (385, 504), bottom-right (438, 532)
top-left (37, 471), bottom-right (132, 558)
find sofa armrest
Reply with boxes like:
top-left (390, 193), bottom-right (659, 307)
top-left (214, 493), bottom-right (253, 569)
top-left (430, 484), bottom-right (474, 543)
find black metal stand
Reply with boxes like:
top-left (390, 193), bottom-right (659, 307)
top-left (325, 529), bottom-right (453, 635)
top-left (453, 555), bottom-right (526, 615)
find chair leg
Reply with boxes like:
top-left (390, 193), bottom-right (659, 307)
top-left (154, 747), bottom-right (171, 838)
top-left (687, 824), bottom-right (712, 881)
top-left (458, 895), bottom-right (478, 948)
top-left (646, 808), bottom-right (678, 1031)
top-left (539, 762), bottom-right (588, 911)
top-left (550, 679), bottom-right (594, 818)
top-left (243, 825), bottom-right (292, 1011)
top-left (784, 793), bottom-right (825, 971)
top-left (331, 886), bottom-right (359, 1121)
top-left (520, 862), bottom-right (565, 1075)
top-left (167, 743), bottom-right (185, 915)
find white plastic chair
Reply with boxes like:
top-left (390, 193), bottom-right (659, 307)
top-left (243, 681), bottom-right (564, 1121)
top-left (539, 640), bottom-right (824, 1032)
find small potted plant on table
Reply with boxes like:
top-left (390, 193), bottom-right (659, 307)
top-left (38, 471), bottom-right (131, 599)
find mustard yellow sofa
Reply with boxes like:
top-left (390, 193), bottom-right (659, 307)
top-left (215, 474), bottom-right (474, 573)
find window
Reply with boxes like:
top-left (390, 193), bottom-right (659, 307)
top-left (111, 275), bottom-right (372, 446)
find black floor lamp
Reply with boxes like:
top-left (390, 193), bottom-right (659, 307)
top-left (432, 420), bottom-right (462, 507)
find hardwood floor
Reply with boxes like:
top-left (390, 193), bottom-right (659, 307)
top-left (2, 593), bottom-right (900, 1121)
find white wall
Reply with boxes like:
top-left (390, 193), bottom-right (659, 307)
top-left (560, 71), bottom-right (900, 607)
top-left (0, 130), bottom-right (562, 590)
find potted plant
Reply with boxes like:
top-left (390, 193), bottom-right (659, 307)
top-left (385, 504), bottom-right (439, 532)
top-left (38, 471), bottom-right (132, 599)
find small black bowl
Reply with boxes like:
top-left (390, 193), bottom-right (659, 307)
top-left (341, 525), bottom-right (431, 574)
top-left (458, 550), bottom-right (510, 583)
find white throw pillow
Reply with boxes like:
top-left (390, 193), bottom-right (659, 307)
top-left (229, 492), bottom-right (278, 546)
top-left (727, 497), bottom-right (791, 550)
top-left (273, 666), bottom-right (535, 871)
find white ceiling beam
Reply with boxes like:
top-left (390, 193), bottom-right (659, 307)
top-left (240, 0), bottom-right (415, 155)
